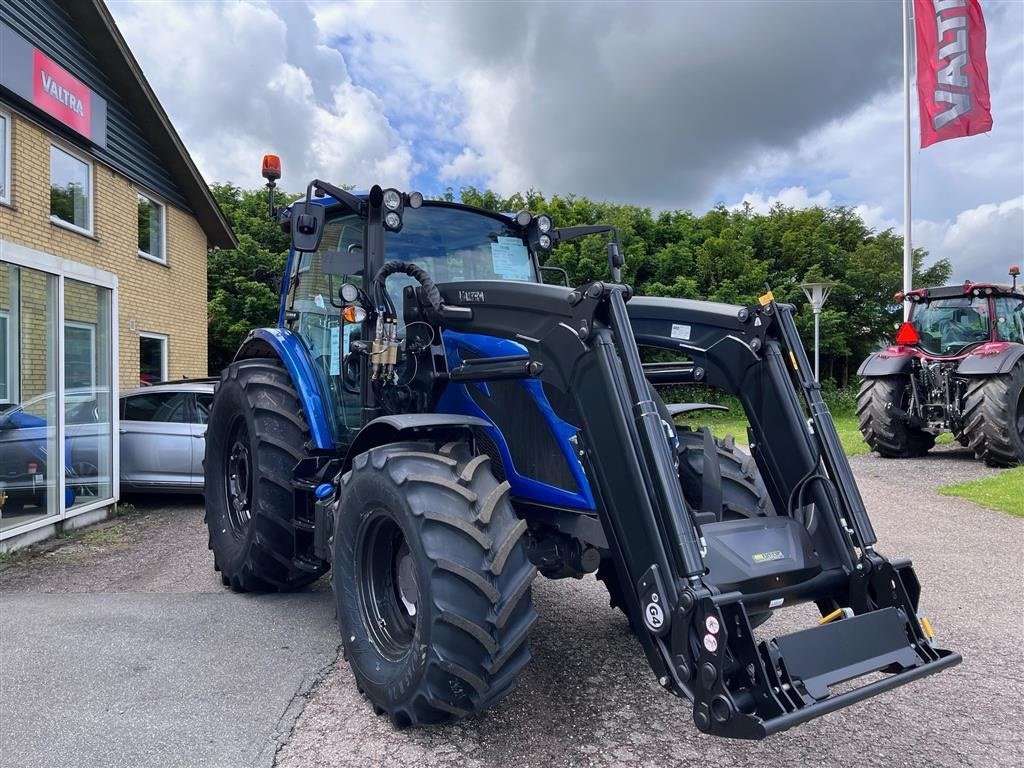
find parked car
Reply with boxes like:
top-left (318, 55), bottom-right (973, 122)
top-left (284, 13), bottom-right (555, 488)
top-left (0, 388), bottom-right (109, 514)
top-left (119, 380), bottom-right (215, 493)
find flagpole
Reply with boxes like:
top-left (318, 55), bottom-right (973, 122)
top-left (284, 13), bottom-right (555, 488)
top-left (902, 0), bottom-right (913, 320)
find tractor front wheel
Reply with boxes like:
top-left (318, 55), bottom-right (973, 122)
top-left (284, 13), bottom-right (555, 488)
top-left (856, 375), bottom-right (936, 458)
top-left (332, 441), bottom-right (537, 726)
top-left (962, 361), bottom-right (1024, 467)
top-left (204, 359), bottom-right (327, 592)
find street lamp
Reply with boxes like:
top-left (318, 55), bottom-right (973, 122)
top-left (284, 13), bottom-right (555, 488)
top-left (800, 281), bottom-right (834, 382)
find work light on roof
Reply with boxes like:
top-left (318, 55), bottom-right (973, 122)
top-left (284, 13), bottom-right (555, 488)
top-left (407, 191), bottom-right (424, 209)
top-left (536, 214), bottom-right (552, 234)
top-left (538, 233), bottom-right (552, 250)
top-left (382, 189), bottom-right (402, 211)
top-left (384, 211), bottom-right (402, 231)
top-left (515, 210), bottom-right (532, 227)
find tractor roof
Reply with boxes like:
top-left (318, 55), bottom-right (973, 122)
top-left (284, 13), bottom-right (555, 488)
top-left (905, 281), bottom-right (1023, 301)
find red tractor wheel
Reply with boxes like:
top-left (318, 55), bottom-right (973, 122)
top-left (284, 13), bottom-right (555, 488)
top-left (962, 361), bottom-right (1024, 467)
top-left (856, 376), bottom-right (935, 458)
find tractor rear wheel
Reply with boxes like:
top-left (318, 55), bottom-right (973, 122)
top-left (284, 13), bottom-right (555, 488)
top-left (332, 441), bottom-right (537, 726)
top-left (962, 361), bottom-right (1024, 467)
top-left (204, 359), bottom-right (327, 592)
top-left (856, 375), bottom-right (936, 458)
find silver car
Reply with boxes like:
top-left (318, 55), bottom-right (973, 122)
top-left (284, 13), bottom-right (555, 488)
top-left (119, 380), bottom-right (215, 493)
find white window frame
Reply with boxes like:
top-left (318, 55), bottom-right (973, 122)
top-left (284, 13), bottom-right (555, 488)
top-left (49, 141), bottom-right (94, 237)
top-left (139, 331), bottom-right (168, 384)
top-left (0, 309), bottom-right (10, 403)
top-left (0, 108), bottom-right (11, 206)
top-left (0, 240), bottom-right (119, 540)
top-left (64, 320), bottom-right (97, 389)
top-left (136, 191), bottom-right (167, 264)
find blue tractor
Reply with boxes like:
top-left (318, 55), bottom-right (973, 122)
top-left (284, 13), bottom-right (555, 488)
top-left (203, 159), bottom-right (958, 738)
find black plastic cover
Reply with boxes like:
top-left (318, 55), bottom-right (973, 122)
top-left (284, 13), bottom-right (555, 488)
top-left (701, 517), bottom-right (821, 595)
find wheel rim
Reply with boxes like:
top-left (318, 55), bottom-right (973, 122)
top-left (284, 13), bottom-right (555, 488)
top-left (225, 419), bottom-right (253, 539)
top-left (357, 511), bottom-right (418, 661)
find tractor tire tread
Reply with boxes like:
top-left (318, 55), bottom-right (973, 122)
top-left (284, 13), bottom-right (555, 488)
top-left (334, 441), bottom-right (536, 725)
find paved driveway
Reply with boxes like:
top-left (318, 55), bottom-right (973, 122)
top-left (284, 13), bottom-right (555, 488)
top-left (1, 449), bottom-right (1021, 768)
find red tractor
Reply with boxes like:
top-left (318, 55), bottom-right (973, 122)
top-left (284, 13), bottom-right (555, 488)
top-left (857, 266), bottom-right (1024, 467)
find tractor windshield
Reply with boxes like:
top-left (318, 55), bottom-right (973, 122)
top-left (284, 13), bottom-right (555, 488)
top-left (284, 204), bottom-right (535, 443)
top-left (912, 296), bottom-right (992, 354)
top-left (383, 205), bottom-right (535, 294)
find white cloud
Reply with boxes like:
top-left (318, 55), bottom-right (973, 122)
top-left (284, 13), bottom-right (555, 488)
top-left (108, 0), bottom-right (414, 190)
top-left (932, 196), bottom-right (1024, 281)
top-left (107, 0), bottom-right (1022, 275)
top-left (731, 187), bottom-right (834, 215)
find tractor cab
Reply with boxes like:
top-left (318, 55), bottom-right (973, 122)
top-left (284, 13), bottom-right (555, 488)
top-left (898, 272), bottom-right (1024, 359)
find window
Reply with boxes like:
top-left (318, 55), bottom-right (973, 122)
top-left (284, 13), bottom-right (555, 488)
top-left (64, 321), bottom-right (96, 389)
top-left (0, 310), bottom-right (9, 403)
top-left (196, 392), bottom-right (213, 424)
top-left (139, 332), bottom-right (167, 385)
top-left (0, 110), bottom-right (10, 205)
top-left (137, 193), bottom-right (165, 263)
top-left (912, 297), bottom-right (992, 355)
top-left (50, 144), bottom-right (92, 234)
top-left (994, 296), bottom-right (1024, 344)
top-left (121, 392), bottom-right (188, 424)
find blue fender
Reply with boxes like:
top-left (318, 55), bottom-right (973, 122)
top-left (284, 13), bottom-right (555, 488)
top-left (956, 343), bottom-right (1024, 376)
top-left (234, 327), bottom-right (336, 450)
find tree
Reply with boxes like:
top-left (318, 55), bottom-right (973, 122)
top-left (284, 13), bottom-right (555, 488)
top-left (203, 182), bottom-right (952, 386)
top-left (206, 184), bottom-right (298, 373)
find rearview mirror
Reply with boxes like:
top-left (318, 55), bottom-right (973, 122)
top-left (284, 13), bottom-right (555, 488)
top-left (291, 202), bottom-right (326, 253)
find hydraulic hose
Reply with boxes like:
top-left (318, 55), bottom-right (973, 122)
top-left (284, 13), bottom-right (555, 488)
top-left (372, 260), bottom-right (442, 315)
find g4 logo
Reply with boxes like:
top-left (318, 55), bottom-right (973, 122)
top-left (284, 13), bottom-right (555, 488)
top-left (644, 602), bottom-right (664, 630)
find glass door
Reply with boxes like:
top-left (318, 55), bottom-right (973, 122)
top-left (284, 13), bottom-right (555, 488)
top-left (0, 262), bottom-right (60, 533)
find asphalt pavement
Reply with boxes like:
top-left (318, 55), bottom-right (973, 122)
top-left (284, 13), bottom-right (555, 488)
top-left (1, 448), bottom-right (1021, 768)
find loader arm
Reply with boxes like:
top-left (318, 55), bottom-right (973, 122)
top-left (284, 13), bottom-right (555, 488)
top-left (415, 279), bottom-right (958, 739)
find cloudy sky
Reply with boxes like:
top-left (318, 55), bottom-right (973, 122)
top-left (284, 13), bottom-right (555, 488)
top-left (107, 0), bottom-right (1023, 281)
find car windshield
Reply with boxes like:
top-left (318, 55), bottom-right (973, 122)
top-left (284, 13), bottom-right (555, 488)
top-left (912, 297), bottom-right (991, 354)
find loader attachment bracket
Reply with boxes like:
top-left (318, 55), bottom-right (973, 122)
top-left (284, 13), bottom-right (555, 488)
top-left (684, 559), bottom-right (960, 740)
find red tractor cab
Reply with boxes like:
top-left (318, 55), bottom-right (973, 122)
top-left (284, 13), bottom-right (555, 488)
top-left (857, 267), bottom-right (1024, 466)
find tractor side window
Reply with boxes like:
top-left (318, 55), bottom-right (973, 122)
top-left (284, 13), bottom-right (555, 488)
top-left (288, 213), bottom-right (366, 443)
top-left (994, 297), bottom-right (1024, 343)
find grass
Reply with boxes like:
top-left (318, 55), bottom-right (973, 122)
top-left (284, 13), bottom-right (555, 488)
top-left (677, 411), bottom-right (872, 456)
top-left (938, 468), bottom-right (1024, 517)
top-left (677, 405), bottom-right (956, 458)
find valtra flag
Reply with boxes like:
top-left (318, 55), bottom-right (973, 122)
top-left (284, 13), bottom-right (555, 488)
top-left (914, 0), bottom-right (993, 148)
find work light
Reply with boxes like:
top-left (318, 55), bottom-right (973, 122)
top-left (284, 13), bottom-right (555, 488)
top-left (383, 189), bottom-right (402, 211)
top-left (384, 211), bottom-right (402, 231)
top-left (536, 215), bottom-right (552, 234)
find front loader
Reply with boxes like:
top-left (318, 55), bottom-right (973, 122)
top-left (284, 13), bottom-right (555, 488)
top-left (204, 163), bottom-right (959, 739)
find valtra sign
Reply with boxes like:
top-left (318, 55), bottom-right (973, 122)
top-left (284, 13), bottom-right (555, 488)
top-left (0, 22), bottom-right (108, 147)
top-left (32, 50), bottom-right (92, 138)
top-left (913, 0), bottom-right (993, 148)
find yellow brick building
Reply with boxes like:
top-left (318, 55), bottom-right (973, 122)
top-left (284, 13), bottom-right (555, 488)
top-left (0, 0), bottom-right (235, 547)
